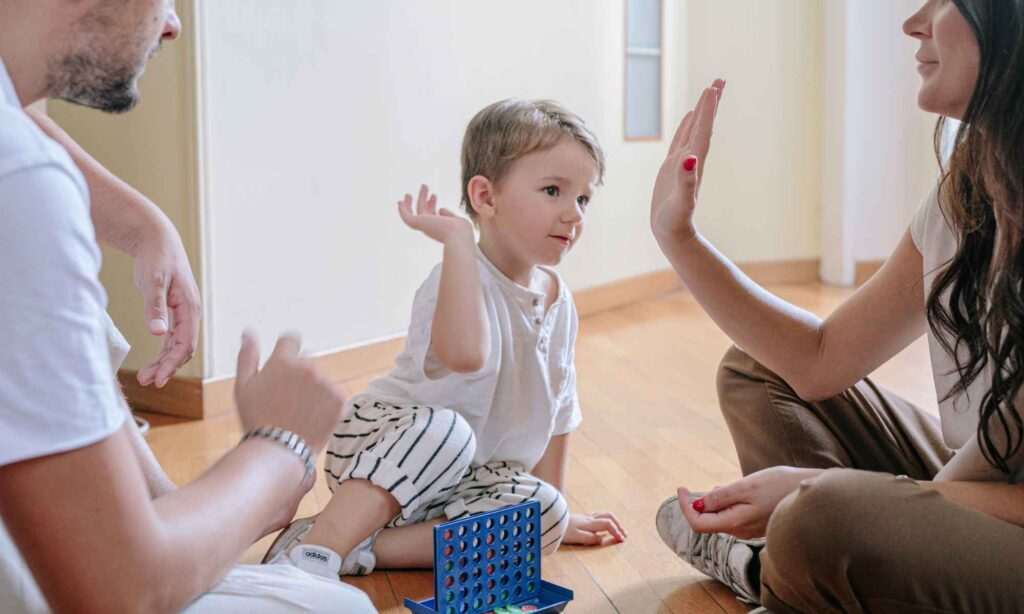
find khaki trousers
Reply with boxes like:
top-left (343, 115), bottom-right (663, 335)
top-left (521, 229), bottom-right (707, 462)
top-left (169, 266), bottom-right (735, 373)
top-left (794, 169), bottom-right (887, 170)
top-left (717, 346), bottom-right (1024, 613)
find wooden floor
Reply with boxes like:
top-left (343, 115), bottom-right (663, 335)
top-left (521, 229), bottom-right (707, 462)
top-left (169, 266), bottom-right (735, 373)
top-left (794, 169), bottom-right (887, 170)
top-left (141, 283), bottom-right (937, 613)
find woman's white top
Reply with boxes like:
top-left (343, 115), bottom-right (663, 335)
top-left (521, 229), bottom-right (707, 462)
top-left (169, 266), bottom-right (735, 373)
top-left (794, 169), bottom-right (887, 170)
top-left (911, 186), bottom-right (1023, 481)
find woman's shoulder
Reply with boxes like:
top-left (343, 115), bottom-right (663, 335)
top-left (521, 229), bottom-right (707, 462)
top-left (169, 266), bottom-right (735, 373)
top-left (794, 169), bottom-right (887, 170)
top-left (910, 184), bottom-right (952, 253)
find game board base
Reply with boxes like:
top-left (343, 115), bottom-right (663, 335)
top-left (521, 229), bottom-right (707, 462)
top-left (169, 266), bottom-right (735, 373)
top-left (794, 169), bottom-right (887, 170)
top-left (404, 580), bottom-right (573, 613)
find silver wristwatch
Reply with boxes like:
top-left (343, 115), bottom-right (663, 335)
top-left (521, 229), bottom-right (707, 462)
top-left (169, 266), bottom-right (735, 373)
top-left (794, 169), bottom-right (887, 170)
top-left (242, 426), bottom-right (315, 483)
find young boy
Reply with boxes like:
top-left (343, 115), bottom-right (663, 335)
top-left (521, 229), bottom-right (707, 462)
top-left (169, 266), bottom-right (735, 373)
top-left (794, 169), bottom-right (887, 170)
top-left (265, 99), bottom-right (627, 578)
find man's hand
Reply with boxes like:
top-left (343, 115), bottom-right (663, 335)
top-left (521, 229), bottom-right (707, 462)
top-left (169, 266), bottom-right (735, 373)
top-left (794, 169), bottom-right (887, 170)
top-left (562, 511), bottom-right (628, 546)
top-left (678, 466), bottom-right (822, 540)
top-left (133, 224), bottom-right (202, 388)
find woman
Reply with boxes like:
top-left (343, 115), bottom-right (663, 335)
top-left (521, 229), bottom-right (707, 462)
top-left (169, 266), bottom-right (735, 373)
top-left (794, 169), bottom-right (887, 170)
top-left (652, 0), bottom-right (1024, 611)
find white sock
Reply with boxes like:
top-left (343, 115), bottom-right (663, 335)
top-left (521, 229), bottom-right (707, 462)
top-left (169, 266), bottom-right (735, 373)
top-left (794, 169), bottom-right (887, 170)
top-left (288, 544), bottom-right (343, 579)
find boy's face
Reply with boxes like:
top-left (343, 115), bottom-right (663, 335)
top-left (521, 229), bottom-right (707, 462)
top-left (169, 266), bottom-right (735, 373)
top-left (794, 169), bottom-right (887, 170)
top-left (489, 138), bottom-right (600, 268)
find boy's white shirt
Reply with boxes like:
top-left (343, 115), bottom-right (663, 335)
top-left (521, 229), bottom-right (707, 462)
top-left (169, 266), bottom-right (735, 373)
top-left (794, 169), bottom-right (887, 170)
top-left (352, 246), bottom-right (582, 471)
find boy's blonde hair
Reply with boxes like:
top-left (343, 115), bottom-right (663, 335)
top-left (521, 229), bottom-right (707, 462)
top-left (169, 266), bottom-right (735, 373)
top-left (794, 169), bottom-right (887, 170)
top-left (460, 99), bottom-right (605, 219)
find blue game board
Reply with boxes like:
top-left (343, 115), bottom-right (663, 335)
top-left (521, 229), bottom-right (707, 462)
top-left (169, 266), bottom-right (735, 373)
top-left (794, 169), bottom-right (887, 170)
top-left (404, 500), bottom-right (573, 614)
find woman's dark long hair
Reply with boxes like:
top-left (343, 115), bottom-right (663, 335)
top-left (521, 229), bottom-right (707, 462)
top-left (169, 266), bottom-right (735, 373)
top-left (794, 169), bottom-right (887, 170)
top-left (928, 0), bottom-right (1024, 474)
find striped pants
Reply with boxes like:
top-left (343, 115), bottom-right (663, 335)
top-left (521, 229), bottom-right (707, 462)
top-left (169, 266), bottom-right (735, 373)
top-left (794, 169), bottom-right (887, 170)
top-left (325, 400), bottom-right (570, 554)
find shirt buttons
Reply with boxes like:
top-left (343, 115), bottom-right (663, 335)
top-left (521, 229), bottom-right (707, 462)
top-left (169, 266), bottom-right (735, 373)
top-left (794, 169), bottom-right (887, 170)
top-left (532, 298), bottom-right (540, 307)
top-left (534, 317), bottom-right (543, 325)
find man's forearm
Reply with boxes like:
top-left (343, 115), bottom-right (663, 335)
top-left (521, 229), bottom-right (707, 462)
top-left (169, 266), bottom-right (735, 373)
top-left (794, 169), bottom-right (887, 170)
top-left (116, 401), bottom-right (177, 498)
top-left (147, 439), bottom-right (307, 610)
top-left (25, 108), bottom-right (171, 255)
top-left (1, 430), bottom-right (307, 613)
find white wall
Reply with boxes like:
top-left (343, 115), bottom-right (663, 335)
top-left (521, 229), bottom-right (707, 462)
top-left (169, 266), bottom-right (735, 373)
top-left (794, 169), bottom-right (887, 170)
top-left (50, 1), bottom-right (930, 381)
top-left (820, 0), bottom-right (939, 284)
top-left (686, 0), bottom-right (824, 264)
top-left (196, 0), bottom-right (832, 378)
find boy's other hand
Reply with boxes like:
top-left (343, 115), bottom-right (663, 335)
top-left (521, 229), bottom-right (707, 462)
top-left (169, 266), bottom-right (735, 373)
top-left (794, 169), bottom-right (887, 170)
top-left (563, 511), bottom-right (628, 546)
top-left (398, 184), bottom-right (473, 244)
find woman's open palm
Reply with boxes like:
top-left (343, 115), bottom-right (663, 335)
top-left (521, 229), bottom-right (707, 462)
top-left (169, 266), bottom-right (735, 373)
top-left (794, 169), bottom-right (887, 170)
top-left (650, 79), bottom-right (725, 243)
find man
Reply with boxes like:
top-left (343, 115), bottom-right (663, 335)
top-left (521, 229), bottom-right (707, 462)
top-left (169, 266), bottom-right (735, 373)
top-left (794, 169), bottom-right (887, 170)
top-left (0, 1), bottom-right (375, 611)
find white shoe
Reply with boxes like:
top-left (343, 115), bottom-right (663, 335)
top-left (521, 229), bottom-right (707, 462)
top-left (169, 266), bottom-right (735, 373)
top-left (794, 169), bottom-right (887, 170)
top-left (262, 515), bottom-right (318, 564)
top-left (288, 544), bottom-right (343, 579)
top-left (656, 495), bottom-right (764, 605)
top-left (338, 529), bottom-right (380, 576)
top-left (262, 514), bottom-right (380, 577)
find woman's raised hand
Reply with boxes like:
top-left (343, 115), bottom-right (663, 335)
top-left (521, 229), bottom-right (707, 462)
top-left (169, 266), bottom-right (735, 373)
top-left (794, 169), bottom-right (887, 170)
top-left (650, 79), bottom-right (725, 244)
top-left (398, 184), bottom-right (473, 244)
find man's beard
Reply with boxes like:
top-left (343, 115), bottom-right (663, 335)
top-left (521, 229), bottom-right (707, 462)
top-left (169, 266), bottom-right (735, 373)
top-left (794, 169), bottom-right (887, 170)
top-left (46, 47), bottom-right (148, 114)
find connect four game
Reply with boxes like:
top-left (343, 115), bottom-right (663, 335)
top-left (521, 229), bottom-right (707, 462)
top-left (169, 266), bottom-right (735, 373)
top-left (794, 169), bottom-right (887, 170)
top-left (404, 500), bottom-right (573, 614)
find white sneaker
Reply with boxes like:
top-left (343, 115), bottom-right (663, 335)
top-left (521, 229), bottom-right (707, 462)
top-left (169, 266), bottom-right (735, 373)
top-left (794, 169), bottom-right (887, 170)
top-left (288, 544), bottom-right (342, 579)
top-left (656, 495), bottom-right (764, 605)
top-left (262, 514), bottom-right (318, 564)
top-left (262, 514), bottom-right (380, 577)
top-left (338, 529), bottom-right (381, 576)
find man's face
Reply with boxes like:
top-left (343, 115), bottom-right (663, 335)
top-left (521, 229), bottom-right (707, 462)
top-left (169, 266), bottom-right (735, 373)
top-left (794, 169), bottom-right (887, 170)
top-left (48, 0), bottom-right (181, 113)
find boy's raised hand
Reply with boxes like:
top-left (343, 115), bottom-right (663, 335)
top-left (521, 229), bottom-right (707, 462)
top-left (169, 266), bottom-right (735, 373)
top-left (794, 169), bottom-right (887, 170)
top-left (650, 78), bottom-right (725, 245)
top-left (398, 184), bottom-right (473, 243)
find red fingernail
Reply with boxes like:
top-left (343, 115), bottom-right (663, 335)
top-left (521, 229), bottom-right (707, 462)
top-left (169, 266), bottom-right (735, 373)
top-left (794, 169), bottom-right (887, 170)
top-left (683, 156), bottom-right (698, 172)
top-left (692, 498), bottom-right (705, 512)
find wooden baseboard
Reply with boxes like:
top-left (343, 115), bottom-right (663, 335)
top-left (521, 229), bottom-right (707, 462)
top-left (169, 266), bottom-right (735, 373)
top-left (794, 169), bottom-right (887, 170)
top-left (119, 372), bottom-right (204, 420)
top-left (123, 259), bottom-right (820, 419)
top-left (574, 269), bottom-right (682, 317)
top-left (855, 260), bottom-right (885, 286)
